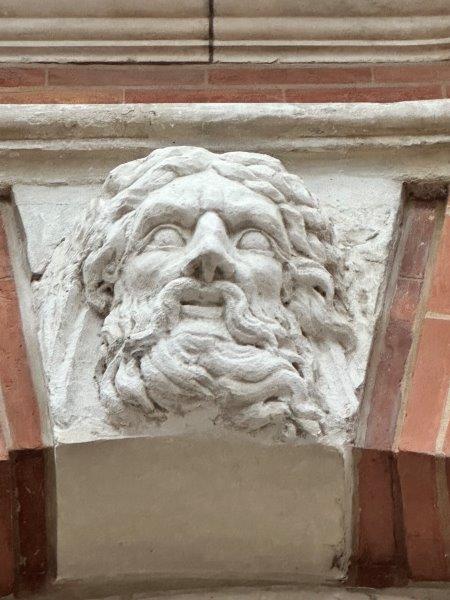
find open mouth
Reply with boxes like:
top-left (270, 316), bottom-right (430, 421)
top-left (180, 288), bottom-right (224, 319)
top-left (180, 304), bottom-right (223, 319)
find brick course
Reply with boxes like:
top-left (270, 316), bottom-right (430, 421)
top-left (428, 215), bottom-right (450, 315)
top-left (0, 63), bottom-right (445, 103)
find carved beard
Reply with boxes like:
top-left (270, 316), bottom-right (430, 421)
top-left (97, 278), bottom-right (325, 440)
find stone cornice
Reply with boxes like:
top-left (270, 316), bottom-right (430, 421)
top-left (215, 0), bottom-right (450, 63)
top-left (1, 0), bottom-right (450, 63)
top-left (0, 101), bottom-right (449, 151)
top-left (0, 0), bottom-right (209, 62)
top-left (214, 17), bottom-right (450, 63)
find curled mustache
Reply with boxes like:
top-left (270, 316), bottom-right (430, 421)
top-left (122, 277), bottom-right (290, 355)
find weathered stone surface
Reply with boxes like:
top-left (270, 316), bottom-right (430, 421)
top-left (0, 1), bottom-right (209, 63)
top-left (130, 589), bottom-right (450, 600)
top-left (214, 0), bottom-right (450, 63)
top-left (13, 184), bottom-right (100, 274)
top-left (0, 102), bottom-right (448, 144)
top-left (36, 148), bottom-right (362, 445)
top-left (300, 174), bottom-right (401, 391)
top-left (1, 0), bottom-right (448, 64)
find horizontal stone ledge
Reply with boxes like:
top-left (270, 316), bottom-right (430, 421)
top-left (2, 1), bottom-right (450, 64)
top-left (0, 15), bottom-right (209, 62)
top-left (213, 0), bottom-right (450, 62)
top-left (0, 101), bottom-right (448, 143)
top-left (0, 136), bottom-right (449, 157)
top-left (213, 42), bottom-right (450, 64)
top-left (0, 18), bottom-right (209, 40)
top-left (215, 16), bottom-right (450, 41)
top-left (214, 0), bottom-right (450, 19)
top-left (0, 43), bottom-right (209, 64)
top-left (0, 0), bottom-right (208, 18)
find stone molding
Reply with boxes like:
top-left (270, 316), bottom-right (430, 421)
top-left (0, 0), bottom-right (209, 63)
top-left (214, 18), bottom-right (450, 64)
top-left (1, 0), bottom-right (450, 63)
top-left (0, 101), bottom-right (449, 152)
top-left (215, 0), bottom-right (450, 63)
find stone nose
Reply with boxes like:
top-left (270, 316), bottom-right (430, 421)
top-left (182, 212), bottom-right (235, 284)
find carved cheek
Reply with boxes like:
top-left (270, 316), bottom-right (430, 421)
top-left (235, 252), bottom-right (283, 300)
top-left (123, 250), bottom-right (183, 293)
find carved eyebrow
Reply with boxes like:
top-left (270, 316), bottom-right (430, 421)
top-left (217, 207), bottom-right (291, 253)
top-left (132, 201), bottom-right (197, 239)
top-left (130, 198), bottom-right (291, 253)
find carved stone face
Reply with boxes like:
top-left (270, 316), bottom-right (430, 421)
top-left (99, 169), bottom-right (320, 439)
top-left (117, 171), bottom-right (288, 324)
top-left (39, 147), bottom-right (356, 442)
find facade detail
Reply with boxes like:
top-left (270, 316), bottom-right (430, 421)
top-left (37, 147), bottom-right (357, 443)
top-left (2, 0), bottom-right (450, 64)
top-left (0, 102), bottom-right (448, 597)
top-left (0, 0), bottom-right (450, 595)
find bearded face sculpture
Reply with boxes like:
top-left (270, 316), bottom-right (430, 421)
top-left (38, 147), bottom-right (357, 443)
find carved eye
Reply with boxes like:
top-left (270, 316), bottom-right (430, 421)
top-left (237, 230), bottom-right (272, 252)
top-left (148, 226), bottom-right (185, 249)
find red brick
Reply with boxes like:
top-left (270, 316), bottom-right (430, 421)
top-left (373, 63), bottom-right (450, 84)
top-left (400, 202), bottom-right (438, 279)
top-left (365, 319), bottom-right (413, 451)
top-left (397, 452), bottom-right (447, 580)
top-left (0, 460), bottom-right (14, 597)
top-left (204, 88), bottom-right (284, 102)
top-left (428, 215), bottom-right (450, 315)
top-left (0, 67), bottom-right (45, 87)
top-left (125, 88), bottom-right (284, 103)
top-left (48, 66), bottom-right (205, 87)
top-left (0, 88), bottom-right (123, 104)
top-left (208, 66), bottom-right (371, 86)
top-left (285, 85), bottom-right (442, 103)
top-left (13, 450), bottom-right (47, 593)
top-left (0, 217), bottom-right (12, 279)
top-left (0, 277), bottom-right (42, 450)
top-left (357, 449), bottom-right (396, 564)
top-left (390, 278), bottom-right (422, 324)
top-left (0, 426), bottom-right (7, 461)
top-left (445, 459), bottom-right (450, 521)
top-left (399, 318), bottom-right (450, 455)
